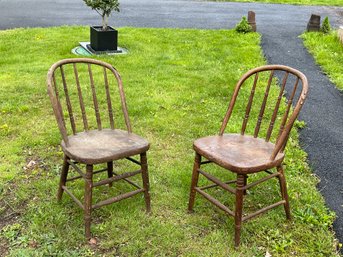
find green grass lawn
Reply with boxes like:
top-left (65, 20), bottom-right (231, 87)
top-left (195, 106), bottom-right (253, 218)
top-left (211, 0), bottom-right (343, 6)
top-left (0, 27), bottom-right (339, 256)
top-left (302, 31), bottom-right (343, 91)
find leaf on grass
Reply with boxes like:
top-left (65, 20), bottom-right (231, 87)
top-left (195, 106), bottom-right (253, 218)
top-left (265, 251), bottom-right (272, 257)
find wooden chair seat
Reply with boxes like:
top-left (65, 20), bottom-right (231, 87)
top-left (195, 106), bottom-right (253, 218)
top-left (193, 134), bottom-right (284, 174)
top-left (61, 129), bottom-right (150, 165)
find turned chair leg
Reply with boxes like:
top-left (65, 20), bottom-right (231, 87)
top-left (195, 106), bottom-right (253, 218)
top-left (234, 174), bottom-right (245, 247)
top-left (140, 152), bottom-right (151, 213)
top-left (243, 175), bottom-right (248, 195)
top-left (57, 155), bottom-right (70, 202)
top-left (277, 165), bottom-right (291, 220)
top-left (107, 161), bottom-right (113, 187)
top-left (84, 164), bottom-right (93, 240)
top-left (188, 152), bottom-right (201, 213)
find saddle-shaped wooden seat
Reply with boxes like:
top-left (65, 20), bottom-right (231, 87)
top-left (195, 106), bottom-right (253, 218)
top-left (61, 129), bottom-right (149, 165)
top-left (194, 134), bottom-right (284, 173)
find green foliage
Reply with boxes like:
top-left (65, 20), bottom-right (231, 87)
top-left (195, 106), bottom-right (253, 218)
top-left (0, 26), bottom-right (339, 256)
top-left (235, 16), bottom-right (252, 34)
top-left (321, 16), bottom-right (331, 34)
top-left (302, 32), bottom-right (343, 90)
top-left (83, 0), bottom-right (120, 30)
top-left (294, 120), bottom-right (306, 129)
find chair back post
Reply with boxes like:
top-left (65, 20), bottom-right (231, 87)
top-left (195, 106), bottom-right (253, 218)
top-left (107, 66), bottom-right (132, 133)
top-left (271, 78), bottom-right (308, 159)
top-left (47, 63), bottom-right (70, 146)
top-left (219, 66), bottom-right (265, 136)
top-left (219, 75), bottom-right (248, 136)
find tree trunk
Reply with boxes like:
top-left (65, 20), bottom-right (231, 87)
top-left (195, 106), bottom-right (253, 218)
top-left (104, 14), bottom-right (109, 30)
top-left (102, 14), bottom-right (106, 31)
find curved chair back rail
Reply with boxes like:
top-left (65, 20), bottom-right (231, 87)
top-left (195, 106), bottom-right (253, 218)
top-left (219, 65), bottom-right (308, 160)
top-left (47, 58), bottom-right (132, 147)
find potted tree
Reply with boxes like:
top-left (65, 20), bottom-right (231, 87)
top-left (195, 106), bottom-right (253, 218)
top-left (83, 0), bottom-right (120, 52)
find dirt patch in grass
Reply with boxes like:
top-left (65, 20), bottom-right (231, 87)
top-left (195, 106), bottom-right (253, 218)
top-left (0, 182), bottom-right (27, 257)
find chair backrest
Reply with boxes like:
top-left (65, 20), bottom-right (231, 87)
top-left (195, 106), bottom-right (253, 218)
top-left (47, 58), bottom-right (131, 146)
top-left (219, 65), bottom-right (308, 160)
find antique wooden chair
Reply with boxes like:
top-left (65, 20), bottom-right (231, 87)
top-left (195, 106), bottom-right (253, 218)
top-left (188, 65), bottom-right (308, 247)
top-left (47, 58), bottom-right (151, 239)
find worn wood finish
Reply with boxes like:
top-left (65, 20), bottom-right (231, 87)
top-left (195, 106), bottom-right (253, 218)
top-left (93, 169), bottom-right (142, 188)
top-left (194, 134), bottom-right (284, 174)
top-left (188, 65), bottom-right (308, 247)
top-left (241, 73), bottom-right (259, 135)
top-left (60, 66), bottom-right (77, 135)
top-left (57, 155), bottom-right (70, 201)
top-left (103, 67), bottom-right (115, 130)
top-left (277, 165), bottom-right (291, 219)
top-left (84, 164), bottom-right (93, 239)
top-left (199, 179), bottom-right (236, 191)
top-left (195, 187), bottom-right (235, 217)
top-left (61, 129), bottom-right (149, 165)
top-left (113, 171), bottom-right (141, 189)
top-left (254, 70), bottom-right (274, 138)
top-left (198, 169), bottom-right (236, 194)
top-left (66, 167), bottom-right (107, 182)
top-left (242, 200), bottom-right (286, 222)
top-left (88, 64), bottom-right (102, 130)
top-left (234, 174), bottom-right (245, 247)
top-left (140, 152), bottom-right (151, 213)
top-left (47, 58), bottom-right (151, 239)
top-left (107, 161), bottom-right (113, 187)
top-left (73, 64), bottom-right (89, 131)
top-left (188, 153), bottom-right (201, 213)
top-left (266, 72), bottom-right (288, 141)
top-left (61, 186), bottom-right (84, 210)
top-left (92, 189), bottom-right (145, 209)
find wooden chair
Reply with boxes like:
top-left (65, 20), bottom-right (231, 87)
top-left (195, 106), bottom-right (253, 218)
top-left (47, 58), bottom-right (151, 239)
top-left (188, 65), bottom-right (308, 247)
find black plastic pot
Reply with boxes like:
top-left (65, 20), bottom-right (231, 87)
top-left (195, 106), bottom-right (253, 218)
top-left (90, 26), bottom-right (118, 51)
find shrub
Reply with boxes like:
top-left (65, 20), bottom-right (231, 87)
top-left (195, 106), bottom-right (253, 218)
top-left (235, 16), bottom-right (252, 34)
top-left (83, 0), bottom-right (120, 30)
top-left (321, 16), bottom-right (331, 34)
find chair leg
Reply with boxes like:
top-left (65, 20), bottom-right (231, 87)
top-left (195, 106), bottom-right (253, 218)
top-left (84, 164), bottom-right (93, 240)
top-left (277, 165), bottom-right (291, 220)
top-left (243, 175), bottom-right (248, 195)
top-left (188, 152), bottom-right (201, 213)
top-left (57, 155), bottom-right (70, 202)
top-left (107, 161), bottom-right (113, 187)
top-left (140, 152), bottom-right (151, 213)
top-left (234, 174), bottom-right (245, 248)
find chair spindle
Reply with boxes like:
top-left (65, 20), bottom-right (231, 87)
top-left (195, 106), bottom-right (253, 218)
top-left (277, 77), bottom-right (299, 141)
top-left (52, 73), bottom-right (66, 130)
top-left (241, 72), bottom-right (259, 135)
top-left (103, 67), bottom-right (115, 129)
top-left (60, 66), bottom-right (76, 135)
top-left (88, 64), bottom-right (102, 130)
top-left (265, 72), bottom-right (289, 141)
top-left (254, 70), bottom-right (274, 138)
top-left (73, 64), bottom-right (89, 131)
